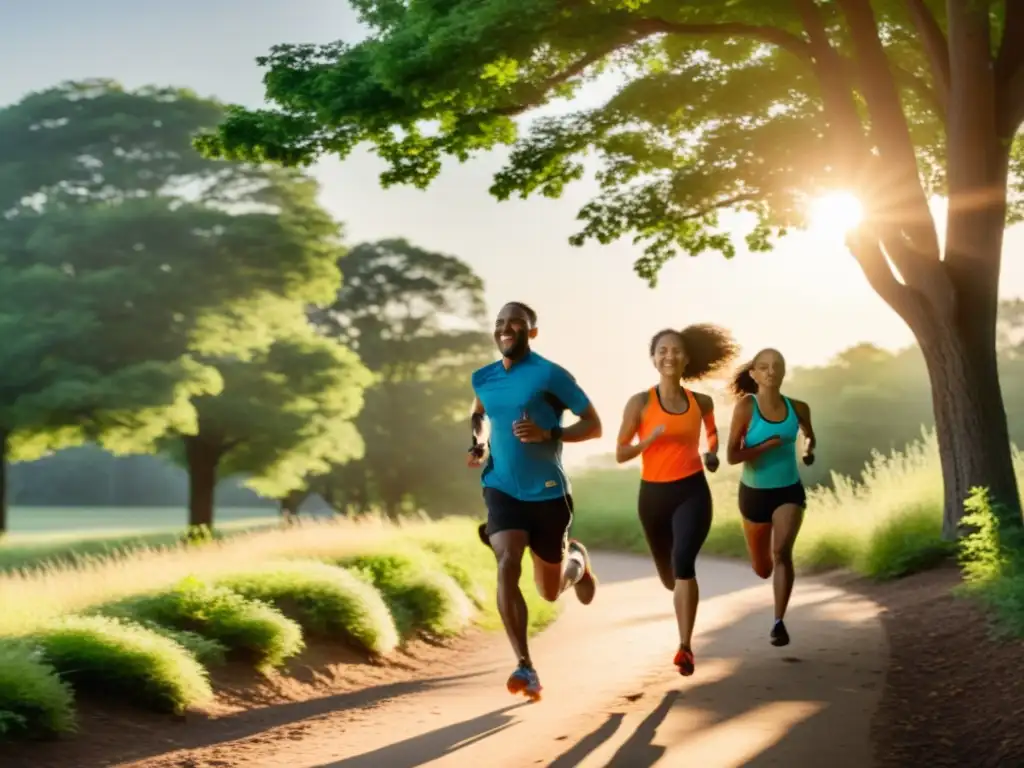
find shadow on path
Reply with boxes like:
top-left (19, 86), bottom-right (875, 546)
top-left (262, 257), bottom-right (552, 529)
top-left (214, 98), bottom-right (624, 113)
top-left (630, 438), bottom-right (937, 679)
top-left (318, 703), bottom-right (531, 768)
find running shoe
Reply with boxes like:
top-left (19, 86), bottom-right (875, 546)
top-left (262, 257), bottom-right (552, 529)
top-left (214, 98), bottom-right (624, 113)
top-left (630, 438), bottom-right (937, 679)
top-left (477, 522), bottom-right (491, 548)
top-left (771, 619), bottom-right (790, 647)
top-left (674, 645), bottom-right (695, 676)
top-left (507, 662), bottom-right (542, 701)
top-left (568, 539), bottom-right (597, 605)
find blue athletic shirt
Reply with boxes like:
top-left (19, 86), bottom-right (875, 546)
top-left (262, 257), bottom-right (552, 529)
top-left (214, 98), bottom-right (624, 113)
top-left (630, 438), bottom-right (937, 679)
top-left (471, 351), bottom-right (591, 502)
top-left (740, 395), bottom-right (802, 489)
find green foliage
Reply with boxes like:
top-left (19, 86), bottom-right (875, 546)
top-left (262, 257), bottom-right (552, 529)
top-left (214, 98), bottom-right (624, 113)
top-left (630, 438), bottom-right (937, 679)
top-left (132, 621), bottom-right (228, 667)
top-left (196, 2), bottom-right (1020, 282)
top-left (0, 641), bottom-right (76, 740)
top-left (310, 239), bottom-right (490, 517)
top-left (33, 615), bottom-right (212, 714)
top-left (103, 577), bottom-right (304, 669)
top-left (861, 506), bottom-right (954, 580)
top-left (215, 561), bottom-right (400, 654)
top-left (957, 487), bottom-right (1024, 636)
top-left (0, 79), bottom-right (353, 530)
top-left (337, 550), bottom-right (474, 637)
top-left (173, 320), bottom-right (374, 505)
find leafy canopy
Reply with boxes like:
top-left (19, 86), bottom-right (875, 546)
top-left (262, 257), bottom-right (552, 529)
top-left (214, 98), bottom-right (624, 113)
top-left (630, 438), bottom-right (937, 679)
top-left (0, 80), bottom-right (343, 457)
top-left (197, 1), bottom-right (1022, 286)
top-left (310, 239), bottom-right (490, 514)
top-left (177, 317), bottom-right (374, 499)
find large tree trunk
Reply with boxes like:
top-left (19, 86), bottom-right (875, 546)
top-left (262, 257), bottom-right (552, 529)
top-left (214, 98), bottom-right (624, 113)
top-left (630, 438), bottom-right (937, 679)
top-left (184, 437), bottom-right (222, 529)
top-left (918, 313), bottom-right (1021, 539)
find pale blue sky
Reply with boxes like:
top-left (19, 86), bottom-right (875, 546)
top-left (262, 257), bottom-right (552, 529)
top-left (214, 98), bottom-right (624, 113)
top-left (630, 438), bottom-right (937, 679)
top-left (4, 1), bottom-right (1023, 465)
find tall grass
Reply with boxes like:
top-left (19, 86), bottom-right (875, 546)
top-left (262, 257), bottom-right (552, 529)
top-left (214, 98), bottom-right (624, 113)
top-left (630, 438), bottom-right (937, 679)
top-left (573, 430), bottom-right (1024, 580)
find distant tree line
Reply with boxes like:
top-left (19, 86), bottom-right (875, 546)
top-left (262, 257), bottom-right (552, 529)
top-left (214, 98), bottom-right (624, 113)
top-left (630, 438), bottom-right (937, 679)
top-left (0, 80), bottom-right (488, 532)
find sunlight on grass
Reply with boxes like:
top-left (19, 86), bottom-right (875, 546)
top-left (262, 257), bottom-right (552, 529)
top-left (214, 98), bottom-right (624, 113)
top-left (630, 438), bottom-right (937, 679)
top-left (573, 430), bottom-right (1021, 580)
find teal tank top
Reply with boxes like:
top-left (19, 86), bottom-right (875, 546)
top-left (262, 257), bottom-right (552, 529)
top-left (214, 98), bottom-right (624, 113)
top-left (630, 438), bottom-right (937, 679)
top-left (740, 396), bottom-right (801, 489)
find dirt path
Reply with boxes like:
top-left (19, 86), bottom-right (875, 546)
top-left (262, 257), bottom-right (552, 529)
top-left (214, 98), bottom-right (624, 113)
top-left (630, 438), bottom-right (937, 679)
top-left (115, 553), bottom-right (886, 768)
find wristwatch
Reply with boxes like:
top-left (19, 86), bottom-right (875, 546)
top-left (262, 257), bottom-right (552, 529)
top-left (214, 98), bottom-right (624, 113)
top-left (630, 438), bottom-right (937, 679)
top-left (550, 425), bottom-right (563, 441)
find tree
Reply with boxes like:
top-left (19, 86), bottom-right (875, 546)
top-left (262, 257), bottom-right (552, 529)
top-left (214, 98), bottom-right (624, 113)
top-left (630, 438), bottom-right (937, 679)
top-left (197, 2), bottom-right (1024, 537)
top-left (169, 319), bottom-right (372, 528)
top-left (310, 239), bottom-right (490, 519)
top-left (0, 80), bottom-right (343, 527)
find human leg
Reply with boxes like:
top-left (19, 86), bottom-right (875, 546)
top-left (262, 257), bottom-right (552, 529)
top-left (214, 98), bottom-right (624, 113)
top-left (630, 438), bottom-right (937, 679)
top-left (669, 474), bottom-right (713, 676)
top-left (529, 495), bottom-right (594, 604)
top-left (769, 496), bottom-right (805, 646)
top-left (738, 483), bottom-right (774, 579)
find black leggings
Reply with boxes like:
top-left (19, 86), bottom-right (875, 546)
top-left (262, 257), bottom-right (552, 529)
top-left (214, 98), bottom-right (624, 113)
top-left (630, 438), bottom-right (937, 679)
top-left (638, 472), bottom-right (713, 585)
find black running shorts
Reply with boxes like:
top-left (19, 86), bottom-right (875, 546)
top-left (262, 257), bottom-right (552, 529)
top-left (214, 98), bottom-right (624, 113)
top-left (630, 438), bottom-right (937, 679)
top-left (483, 487), bottom-right (573, 564)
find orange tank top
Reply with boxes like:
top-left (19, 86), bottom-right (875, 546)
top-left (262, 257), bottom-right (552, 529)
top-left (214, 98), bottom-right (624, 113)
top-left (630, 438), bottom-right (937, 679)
top-left (638, 386), bottom-right (704, 482)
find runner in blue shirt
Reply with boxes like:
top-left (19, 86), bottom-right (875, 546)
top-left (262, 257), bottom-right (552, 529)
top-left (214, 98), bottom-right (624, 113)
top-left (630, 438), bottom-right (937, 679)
top-left (468, 301), bottom-right (602, 701)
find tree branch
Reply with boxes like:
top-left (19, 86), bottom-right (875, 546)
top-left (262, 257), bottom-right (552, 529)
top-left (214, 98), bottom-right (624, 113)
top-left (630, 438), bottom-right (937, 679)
top-left (846, 228), bottom-right (915, 318)
top-left (630, 17), bottom-right (814, 61)
top-left (836, 0), bottom-right (939, 259)
top-left (792, 0), bottom-right (869, 173)
top-left (997, 1), bottom-right (1024, 135)
top-left (903, 0), bottom-right (950, 112)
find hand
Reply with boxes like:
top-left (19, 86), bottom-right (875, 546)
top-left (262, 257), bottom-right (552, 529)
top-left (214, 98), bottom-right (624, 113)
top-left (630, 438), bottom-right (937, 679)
top-left (802, 451), bottom-right (815, 466)
top-left (641, 424), bottom-right (666, 451)
top-left (467, 444), bottom-right (487, 468)
top-left (513, 417), bottom-right (549, 444)
top-left (703, 452), bottom-right (720, 473)
top-left (761, 435), bottom-right (783, 449)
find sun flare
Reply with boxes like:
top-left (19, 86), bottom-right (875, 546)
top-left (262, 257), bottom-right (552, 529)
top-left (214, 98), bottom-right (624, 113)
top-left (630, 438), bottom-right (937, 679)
top-left (809, 191), bottom-right (864, 235)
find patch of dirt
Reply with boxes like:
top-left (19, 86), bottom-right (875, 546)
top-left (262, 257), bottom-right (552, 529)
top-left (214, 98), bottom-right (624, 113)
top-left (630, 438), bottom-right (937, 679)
top-left (0, 630), bottom-right (488, 768)
top-left (852, 564), bottom-right (1024, 767)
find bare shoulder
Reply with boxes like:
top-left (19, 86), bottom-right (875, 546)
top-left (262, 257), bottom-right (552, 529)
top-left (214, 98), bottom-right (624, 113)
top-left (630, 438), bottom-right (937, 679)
top-left (692, 390), bottom-right (715, 413)
top-left (789, 398), bottom-right (812, 418)
top-left (625, 390), bottom-right (650, 414)
top-left (732, 395), bottom-right (754, 420)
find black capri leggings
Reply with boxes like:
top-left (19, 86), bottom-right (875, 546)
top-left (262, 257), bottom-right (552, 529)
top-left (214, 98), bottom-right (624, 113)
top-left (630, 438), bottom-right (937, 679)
top-left (638, 472), bottom-right (713, 586)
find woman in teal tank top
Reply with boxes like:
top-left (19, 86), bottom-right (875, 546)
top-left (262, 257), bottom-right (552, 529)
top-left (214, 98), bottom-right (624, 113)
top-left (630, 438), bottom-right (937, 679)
top-left (725, 348), bottom-right (817, 649)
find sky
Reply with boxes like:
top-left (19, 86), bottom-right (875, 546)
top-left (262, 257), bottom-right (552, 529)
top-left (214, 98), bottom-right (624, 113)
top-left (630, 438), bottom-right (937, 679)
top-left (4, 0), bottom-right (1024, 466)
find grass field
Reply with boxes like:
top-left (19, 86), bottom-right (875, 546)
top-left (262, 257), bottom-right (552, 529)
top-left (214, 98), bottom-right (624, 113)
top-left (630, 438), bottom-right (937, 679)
top-left (572, 431), bottom-right (1024, 581)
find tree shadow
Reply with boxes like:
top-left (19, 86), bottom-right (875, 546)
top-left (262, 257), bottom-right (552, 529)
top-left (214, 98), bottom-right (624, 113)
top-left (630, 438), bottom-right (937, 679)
top-left (546, 713), bottom-right (625, 767)
top-left (317, 702), bottom-right (531, 767)
top-left (1, 669), bottom-right (496, 768)
top-left (542, 591), bottom-right (882, 767)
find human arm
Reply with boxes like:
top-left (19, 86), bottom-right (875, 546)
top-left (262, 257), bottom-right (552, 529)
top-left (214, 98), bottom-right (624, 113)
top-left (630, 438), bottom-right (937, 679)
top-left (512, 366), bottom-right (602, 443)
top-left (468, 395), bottom-right (488, 467)
top-left (614, 392), bottom-right (663, 463)
top-left (726, 397), bottom-right (783, 465)
top-left (693, 392), bottom-right (720, 472)
top-left (793, 399), bottom-right (816, 465)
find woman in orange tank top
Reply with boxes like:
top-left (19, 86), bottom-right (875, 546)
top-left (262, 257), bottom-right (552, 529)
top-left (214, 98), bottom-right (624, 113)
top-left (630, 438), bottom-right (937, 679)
top-left (615, 324), bottom-right (739, 677)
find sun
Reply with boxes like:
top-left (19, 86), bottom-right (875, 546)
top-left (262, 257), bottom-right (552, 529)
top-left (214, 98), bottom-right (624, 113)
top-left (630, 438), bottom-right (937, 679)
top-left (808, 191), bottom-right (864, 234)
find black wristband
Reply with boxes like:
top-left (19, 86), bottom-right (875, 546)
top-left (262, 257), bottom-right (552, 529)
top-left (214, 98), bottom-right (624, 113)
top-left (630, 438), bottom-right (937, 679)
top-left (550, 425), bottom-right (563, 441)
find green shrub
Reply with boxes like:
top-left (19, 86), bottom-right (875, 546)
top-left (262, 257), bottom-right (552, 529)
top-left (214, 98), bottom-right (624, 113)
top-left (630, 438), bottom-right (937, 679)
top-left (133, 621), bottom-right (227, 667)
top-left (33, 615), bottom-right (211, 714)
top-left (104, 577), bottom-right (303, 669)
top-left (860, 506), bottom-right (954, 580)
top-left (337, 550), bottom-right (473, 637)
top-left (0, 640), bottom-right (76, 740)
top-left (216, 561), bottom-right (399, 655)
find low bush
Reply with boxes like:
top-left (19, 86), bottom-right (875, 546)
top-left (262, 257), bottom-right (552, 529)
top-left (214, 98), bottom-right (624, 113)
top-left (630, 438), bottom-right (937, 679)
top-left (0, 640), bottom-right (76, 740)
top-left (103, 577), bottom-right (303, 669)
top-left (337, 549), bottom-right (474, 637)
top-left (33, 615), bottom-right (211, 714)
top-left (216, 561), bottom-right (399, 655)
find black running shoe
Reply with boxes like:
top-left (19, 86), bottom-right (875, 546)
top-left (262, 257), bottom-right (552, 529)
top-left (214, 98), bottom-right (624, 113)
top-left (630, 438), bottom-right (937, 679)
top-left (770, 619), bottom-right (790, 647)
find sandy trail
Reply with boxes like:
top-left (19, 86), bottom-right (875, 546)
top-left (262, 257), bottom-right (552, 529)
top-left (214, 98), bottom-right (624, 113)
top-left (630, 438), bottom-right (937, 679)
top-left (126, 553), bottom-right (886, 768)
